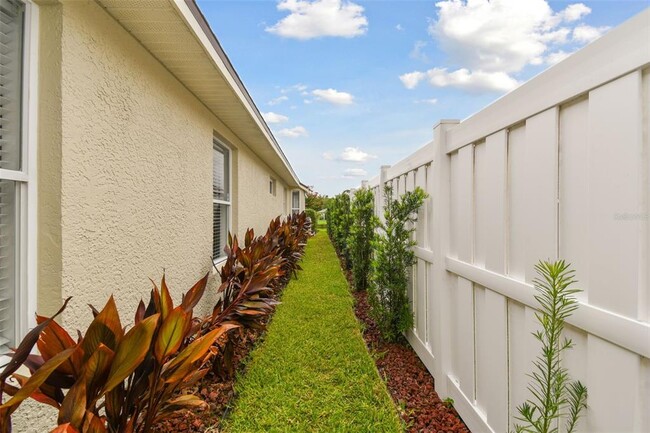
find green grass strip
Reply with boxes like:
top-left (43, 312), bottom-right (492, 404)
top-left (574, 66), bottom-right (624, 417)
top-left (223, 231), bottom-right (402, 433)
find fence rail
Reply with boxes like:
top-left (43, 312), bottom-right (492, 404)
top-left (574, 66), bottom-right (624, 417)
top-left (362, 10), bottom-right (650, 433)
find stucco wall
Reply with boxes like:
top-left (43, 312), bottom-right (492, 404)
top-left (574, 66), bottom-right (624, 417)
top-left (14, 1), bottom-right (299, 431)
top-left (38, 0), bottom-right (293, 321)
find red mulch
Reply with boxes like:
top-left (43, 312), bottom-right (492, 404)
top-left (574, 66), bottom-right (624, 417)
top-left (153, 243), bottom-right (468, 433)
top-left (152, 310), bottom-right (273, 433)
top-left (352, 289), bottom-right (470, 433)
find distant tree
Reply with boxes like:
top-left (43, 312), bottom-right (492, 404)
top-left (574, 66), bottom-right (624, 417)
top-left (305, 190), bottom-right (328, 211)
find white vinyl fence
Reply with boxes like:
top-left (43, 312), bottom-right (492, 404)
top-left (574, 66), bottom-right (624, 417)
top-left (362, 10), bottom-right (650, 433)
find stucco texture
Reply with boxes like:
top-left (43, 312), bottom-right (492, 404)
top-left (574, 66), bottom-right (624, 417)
top-left (15, 1), bottom-right (297, 430)
top-left (36, 0), bottom-right (296, 323)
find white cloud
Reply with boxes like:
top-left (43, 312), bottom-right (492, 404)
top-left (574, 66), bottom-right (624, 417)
top-left (312, 88), bottom-right (354, 105)
top-left (396, 24), bottom-right (404, 31)
top-left (266, 0), bottom-right (368, 40)
top-left (277, 126), bottom-right (308, 137)
top-left (268, 95), bottom-right (289, 105)
top-left (262, 112), bottom-right (289, 124)
top-left (558, 3), bottom-right (591, 22)
top-left (572, 24), bottom-right (610, 43)
top-left (340, 147), bottom-right (376, 162)
top-left (401, 67), bottom-right (519, 93)
top-left (545, 50), bottom-right (571, 65)
top-left (399, 71), bottom-right (426, 89)
top-left (430, 0), bottom-right (586, 73)
top-left (401, 0), bottom-right (599, 94)
top-left (344, 168), bottom-right (367, 177)
top-left (281, 83), bottom-right (308, 94)
top-left (415, 98), bottom-right (439, 105)
top-left (323, 147), bottom-right (377, 163)
top-left (410, 40), bottom-right (430, 62)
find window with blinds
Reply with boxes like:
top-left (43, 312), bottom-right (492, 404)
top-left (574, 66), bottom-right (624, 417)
top-left (212, 142), bottom-right (230, 261)
top-left (291, 191), bottom-right (300, 215)
top-left (0, 0), bottom-right (25, 354)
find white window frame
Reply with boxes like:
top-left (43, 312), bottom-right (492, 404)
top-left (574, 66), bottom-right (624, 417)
top-left (291, 190), bottom-right (300, 214)
top-left (269, 177), bottom-right (276, 196)
top-left (0, 0), bottom-right (39, 358)
top-left (212, 138), bottom-right (231, 265)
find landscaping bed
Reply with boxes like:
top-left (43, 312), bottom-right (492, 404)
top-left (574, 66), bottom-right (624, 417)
top-left (152, 318), bottom-right (271, 433)
top-left (222, 231), bottom-right (402, 432)
top-left (353, 289), bottom-right (470, 433)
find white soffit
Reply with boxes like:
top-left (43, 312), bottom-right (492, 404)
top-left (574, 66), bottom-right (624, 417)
top-left (95, 0), bottom-right (302, 188)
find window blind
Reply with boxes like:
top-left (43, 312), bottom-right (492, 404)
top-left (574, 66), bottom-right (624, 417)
top-left (0, 0), bottom-right (24, 171)
top-left (291, 191), bottom-right (300, 214)
top-left (212, 145), bottom-right (228, 202)
top-left (212, 202), bottom-right (227, 260)
top-left (0, 0), bottom-right (24, 353)
top-left (212, 143), bottom-right (230, 261)
top-left (0, 180), bottom-right (16, 353)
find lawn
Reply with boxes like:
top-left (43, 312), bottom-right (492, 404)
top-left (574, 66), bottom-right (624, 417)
top-left (223, 231), bottom-right (402, 433)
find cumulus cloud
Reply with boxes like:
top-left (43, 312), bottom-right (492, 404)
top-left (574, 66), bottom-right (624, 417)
top-left (400, 1), bottom-right (602, 94)
top-left (266, 0), bottom-right (368, 40)
top-left (401, 68), bottom-right (519, 93)
top-left (430, 0), bottom-right (589, 73)
top-left (262, 112), bottom-right (289, 124)
top-left (399, 71), bottom-right (426, 89)
top-left (545, 50), bottom-right (571, 65)
top-left (268, 95), bottom-right (289, 106)
top-left (572, 24), bottom-right (610, 43)
top-left (323, 147), bottom-right (377, 163)
top-left (344, 168), bottom-right (367, 177)
top-left (312, 88), bottom-right (354, 105)
top-left (277, 126), bottom-right (308, 137)
top-left (558, 3), bottom-right (591, 22)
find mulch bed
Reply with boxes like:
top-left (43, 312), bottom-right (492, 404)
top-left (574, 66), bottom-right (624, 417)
top-left (351, 284), bottom-right (470, 432)
top-left (152, 299), bottom-right (277, 433)
top-left (154, 237), bottom-right (469, 433)
top-left (336, 253), bottom-right (469, 432)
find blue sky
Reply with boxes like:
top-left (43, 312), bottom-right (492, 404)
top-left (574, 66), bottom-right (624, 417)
top-left (196, 0), bottom-right (648, 196)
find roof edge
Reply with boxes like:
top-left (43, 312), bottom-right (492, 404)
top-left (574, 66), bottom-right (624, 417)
top-left (178, 0), bottom-right (302, 188)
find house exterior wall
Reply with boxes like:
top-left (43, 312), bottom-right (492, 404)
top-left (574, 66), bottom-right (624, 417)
top-left (11, 1), bottom-right (301, 431)
top-left (35, 0), bottom-right (294, 330)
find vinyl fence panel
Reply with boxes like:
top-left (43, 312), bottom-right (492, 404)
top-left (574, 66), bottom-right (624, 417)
top-left (362, 9), bottom-right (650, 433)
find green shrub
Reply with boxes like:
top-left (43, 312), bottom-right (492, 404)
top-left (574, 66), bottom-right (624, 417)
top-left (348, 188), bottom-right (377, 291)
top-left (369, 185), bottom-right (427, 342)
top-left (326, 193), bottom-right (352, 266)
top-left (305, 208), bottom-right (318, 231)
top-left (514, 260), bottom-right (587, 433)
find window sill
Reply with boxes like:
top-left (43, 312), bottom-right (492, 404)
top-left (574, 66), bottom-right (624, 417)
top-left (212, 257), bottom-right (227, 273)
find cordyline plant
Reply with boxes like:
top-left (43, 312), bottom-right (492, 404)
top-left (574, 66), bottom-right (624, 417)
top-left (326, 193), bottom-right (351, 266)
top-left (0, 274), bottom-right (234, 433)
top-left (514, 260), bottom-right (588, 433)
top-left (369, 184), bottom-right (427, 342)
top-left (0, 212), bottom-right (313, 433)
top-left (347, 188), bottom-right (378, 291)
top-left (207, 212), bottom-right (311, 377)
top-left (207, 229), bottom-right (283, 378)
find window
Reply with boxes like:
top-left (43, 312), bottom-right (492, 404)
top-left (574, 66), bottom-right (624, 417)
top-left (269, 177), bottom-right (276, 196)
top-left (212, 140), bottom-right (230, 262)
top-left (291, 190), bottom-right (300, 214)
top-left (0, 0), bottom-right (28, 354)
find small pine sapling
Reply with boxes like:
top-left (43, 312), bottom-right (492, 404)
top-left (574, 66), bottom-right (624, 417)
top-left (514, 260), bottom-right (588, 433)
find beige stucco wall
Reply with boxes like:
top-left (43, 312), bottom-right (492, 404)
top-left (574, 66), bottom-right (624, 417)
top-left (13, 1), bottom-right (300, 431)
top-left (35, 0), bottom-right (296, 322)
